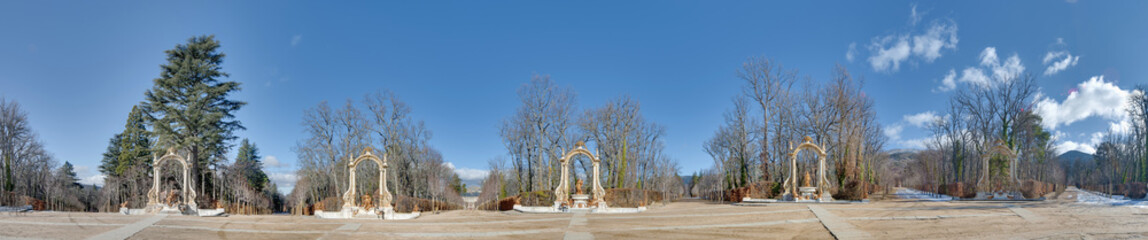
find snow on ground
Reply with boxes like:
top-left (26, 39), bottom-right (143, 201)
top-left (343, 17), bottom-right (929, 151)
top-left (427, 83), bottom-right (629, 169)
top-left (893, 188), bottom-right (953, 201)
top-left (1072, 187), bottom-right (1148, 208)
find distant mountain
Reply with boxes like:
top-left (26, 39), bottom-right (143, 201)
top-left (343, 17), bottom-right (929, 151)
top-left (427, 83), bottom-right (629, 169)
top-left (887, 149), bottom-right (919, 163)
top-left (1058, 150), bottom-right (1094, 165)
top-left (886, 148), bottom-right (922, 156)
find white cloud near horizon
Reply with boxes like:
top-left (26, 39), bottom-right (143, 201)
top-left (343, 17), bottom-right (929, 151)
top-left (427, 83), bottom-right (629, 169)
top-left (864, 5), bottom-right (958, 73)
top-left (445, 162), bottom-right (489, 182)
top-left (1034, 76), bottom-right (1134, 130)
top-left (884, 124), bottom-right (904, 141)
top-left (885, 111), bottom-right (945, 149)
top-left (268, 172), bottom-right (297, 193)
top-left (904, 111), bottom-right (940, 128)
top-left (263, 155), bottom-right (289, 168)
top-left (1053, 131), bottom-right (1105, 155)
top-left (80, 173), bottom-right (106, 187)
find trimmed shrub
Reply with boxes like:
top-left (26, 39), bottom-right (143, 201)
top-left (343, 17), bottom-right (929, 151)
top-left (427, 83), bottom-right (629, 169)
top-left (394, 195), bottom-right (462, 212)
top-left (718, 181), bottom-right (780, 203)
top-left (832, 180), bottom-right (866, 200)
top-left (604, 188), bottom-right (664, 207)
top-left (1125, 182), bottom-right (1147, 199)
top-left (942, 182), bottom-right (976, 199)
top-left (517, 191), bottom-right (555, 206)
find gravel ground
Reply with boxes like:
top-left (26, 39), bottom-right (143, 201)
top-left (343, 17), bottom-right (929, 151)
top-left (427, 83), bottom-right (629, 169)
top-left (1, 187), bottom-right (1146, 239)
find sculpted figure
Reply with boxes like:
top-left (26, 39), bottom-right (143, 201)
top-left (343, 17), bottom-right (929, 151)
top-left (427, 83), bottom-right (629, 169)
top-left (166, 190), bottom-right (180, 206)
top-left (361, 195), bottom-right (375, 210)
top-left (576, 179), bottom-right (585, 195)
top-left (802, 171), bottom-right (812, 187)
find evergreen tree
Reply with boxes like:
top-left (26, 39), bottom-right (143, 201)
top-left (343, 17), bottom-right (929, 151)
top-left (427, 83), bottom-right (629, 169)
top-left (58, 161), bottom-right (79, 187)
top-left (235, 139), bottom-right (268, 191)
top-left (99, 105), bottom-right (153, 178)
top-left (450, 174), bottom-right (465, 195)
top-left (142, 35), bottom-right (245, 205)
top-left (98, 105), bottom-right (155, 209)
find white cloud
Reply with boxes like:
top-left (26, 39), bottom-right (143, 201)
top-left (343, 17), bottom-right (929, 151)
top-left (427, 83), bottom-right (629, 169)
top-left (884, 124), bottom-right (904, 141)
top-left (268, 172), bottom-right (297, 193)
top-left (863, 7), bottom-right (958, 73)
top-left (291, 35), bottom-right (303, 47)
top-left (80, 174), bottom-right (106, 187)
top-left (936, 47), bottom-right (1024, 91)
top-left (263, 155), bottom-right (289, 168)
top-left (936, 69), bottom-right (958, 92)
top-left (885, 111), bottom-right (944, 149)
top-left (1042, 38), bottom-right (1080, 76)
top-left (1110, 117), bottom-right (1132, 135)
top-left (900, 137), bottom-right (931, 150)
top-left (1042, 51), bottom-right (1079, 76)
top-left (72, 165), bottom-right (104, 187)
top-left (1056, 140), bottom-right (1096, 155)
top-left (980, 47), bottom-right (999, 66)
top-left (904, 111), bottom-right (940, 128)
top-left (1034, 76), bottom-right (1132, 129)
top-left (444, 162), bottom-right (490, 182)
top-left (909, 4), bottom-right (922, 26)
top-left (912, 22), bottom-right (959, 62)
top-left (846, 42), bottom-right (858, 62)
top-left (958, 67), bottom-right (990, 87)
top-left (1053, 131), bottom-right (1105, 155)
top-left (868, 35), bottom-right (912, 72)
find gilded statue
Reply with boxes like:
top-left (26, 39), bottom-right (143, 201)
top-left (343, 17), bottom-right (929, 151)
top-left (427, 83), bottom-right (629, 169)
top-left (576, 179), bottom-right (584, 195)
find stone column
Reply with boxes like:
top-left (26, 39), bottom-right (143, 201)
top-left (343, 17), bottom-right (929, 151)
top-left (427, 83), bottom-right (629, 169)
top-left (149, 154), bottom-right (160, 206)
top-left (345, 158), bottom-right (357, 209)
top-left (379, 155), bottom-right (392, 208)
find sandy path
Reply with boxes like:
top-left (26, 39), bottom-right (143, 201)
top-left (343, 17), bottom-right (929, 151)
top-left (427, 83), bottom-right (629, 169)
top-left (0, 188), bottom-right (1145, 239)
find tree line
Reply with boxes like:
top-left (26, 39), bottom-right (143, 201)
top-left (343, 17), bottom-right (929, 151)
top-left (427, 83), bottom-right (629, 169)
top-left (481, 75), bottom-right (684, 204)
top-left (1073, 85), bottom-right (1148, 194)
top-left (288, 90), bottom-right (464, 213)
top-left (693, 58), bottom-right (886, 200)
top-left (96, 35), bottom-right (281, 213)
top-left (0, 97), bottom-right (97, 211)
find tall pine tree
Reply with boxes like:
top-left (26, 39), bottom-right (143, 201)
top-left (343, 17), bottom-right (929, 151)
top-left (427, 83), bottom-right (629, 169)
top-left (143, 35), bottom-right (245, 205)
top-left (57, 161), bottom-right (78, 187)
top-left (98, 105), bottom-right (154, 209)
top-left (99, 105), bottom-right (153, 178)
top-left (234, 139), bottom-right (268, 192)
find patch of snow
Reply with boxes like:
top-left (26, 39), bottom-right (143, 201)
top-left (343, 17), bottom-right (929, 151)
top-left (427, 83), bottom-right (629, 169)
top-left (894, 188), bottom-right (953, 201)
top-left (1073, 187), bottom-right (1148, 208)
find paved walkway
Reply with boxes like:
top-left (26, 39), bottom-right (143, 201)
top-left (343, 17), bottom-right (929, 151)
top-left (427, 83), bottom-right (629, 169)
top-left (563, 212), bottom-right (593, 240)
top-left (808, 205), bottom-right (871, 240)
top-left (84, 215), bottom-right (165, 240)
top-left (1008, 206), bottom-right (1043, 222)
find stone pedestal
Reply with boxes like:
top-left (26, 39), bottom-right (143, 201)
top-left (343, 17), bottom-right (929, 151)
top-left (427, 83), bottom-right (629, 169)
top-left (800, 187), bottom-right (817, 200)
top-left (571, 194), bottom-right (590, 209)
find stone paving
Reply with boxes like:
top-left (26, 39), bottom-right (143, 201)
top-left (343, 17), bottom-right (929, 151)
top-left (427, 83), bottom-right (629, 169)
top-left (1, 189), bottom-right (1147, 239)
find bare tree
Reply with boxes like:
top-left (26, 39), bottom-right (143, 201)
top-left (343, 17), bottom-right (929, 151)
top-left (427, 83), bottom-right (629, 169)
top-left (740, 57), bottom-right (797, 183)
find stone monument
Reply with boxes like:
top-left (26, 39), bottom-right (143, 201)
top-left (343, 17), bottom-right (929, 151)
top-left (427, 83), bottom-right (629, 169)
top-left (781, 136), bottom-right (833, 202)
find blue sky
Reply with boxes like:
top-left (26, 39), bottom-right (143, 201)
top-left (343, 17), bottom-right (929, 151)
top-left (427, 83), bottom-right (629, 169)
top-left (1, 1), bottom-right (1145, 192)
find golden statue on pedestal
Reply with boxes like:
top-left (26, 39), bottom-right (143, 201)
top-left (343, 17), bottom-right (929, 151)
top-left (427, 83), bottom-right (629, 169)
top-left (802, 171), bottom-right (812, 187)
top-left (576, 179), bottom-right (585, 195)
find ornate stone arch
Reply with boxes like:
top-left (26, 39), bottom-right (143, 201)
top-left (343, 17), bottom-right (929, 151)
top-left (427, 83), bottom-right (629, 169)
top-left (783, 136), bottom-right (832, 201)
top-left (555, 141), bottom-right (607, 208)
top-left (978, 140), bottom-right (1018, 192)
top-left (147, 148), bottom-right (196, 210)
top-left (343, 147), bottom-right (392, 210)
